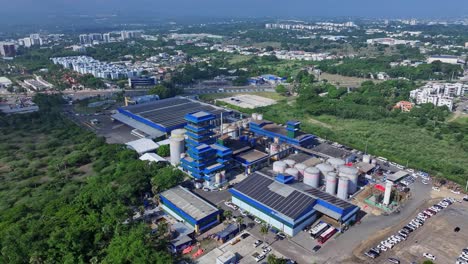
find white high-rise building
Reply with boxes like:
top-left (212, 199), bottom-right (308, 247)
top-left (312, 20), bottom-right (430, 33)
top-left (103, 33), bottom-right (111, 43)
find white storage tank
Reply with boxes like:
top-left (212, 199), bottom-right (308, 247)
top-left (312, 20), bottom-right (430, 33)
top-left (371, 159), bottom-right (377, 165)
top-left (325, 172), bottom-right (337, 195)
top-left (327, 158), bottom-right (346, 169)
top-left (170, 137), bottom-right (185, 165)
top-left (171, 128), bottom-right (186, 139)
top-left (285, 168), bottom-right (299, 180)
top-left (338, 166), bottom-right (359, 194)
top-left (252, 113), bottom-right (258, 120)
top-left (316, 163), bottom-right (334, 175)
top-left (273, 161), bottom-right (287, 173)
top-left (257, 114), bottom-right (263, 120)
top-left (337, 177), bottom-right (349, 200)
top-left (362, 154), bottom-right (371, 164)
top-left (283, 159), bottom-right (296, 168)
top-left (303, 167), bottom-right (320, 188)
top-left (294, 163), bottom-right (307, 178)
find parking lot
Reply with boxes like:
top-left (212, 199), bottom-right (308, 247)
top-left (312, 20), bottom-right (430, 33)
top-left (371, 199), bottom-right (468, 264)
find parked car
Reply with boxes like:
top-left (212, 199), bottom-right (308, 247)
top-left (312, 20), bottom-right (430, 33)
top-left (254, 218), bottom-right (262, 224)
top-left (312, 245), bottom-right (321, 252)
top-left (276, 232), bottom-right (286, 240)
top-left (253, 240), bottom-right (263, 247)
top-left (423, 253), bottom-right (436, 260)
top-left (388, 257), bottom-right (400, 264)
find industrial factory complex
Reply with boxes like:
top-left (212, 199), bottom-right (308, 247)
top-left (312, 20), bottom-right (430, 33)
top-left (105, 95), bottom-right (424, 263)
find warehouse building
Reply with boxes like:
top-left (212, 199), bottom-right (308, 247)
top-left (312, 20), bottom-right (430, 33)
top-left (229, 172), bottom-right (359, 236)
top-left (112, 96), bottom-right (231, 138)
top-left (159, 186), bottom-right (221, 233)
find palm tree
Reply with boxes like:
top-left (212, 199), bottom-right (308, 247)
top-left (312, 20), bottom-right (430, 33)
top-left (260, 224), bottom-right (269, 245)
top-left (223, 210), bottom-right (232, 221)
top-left (236, 217), bottom-right (244, 234)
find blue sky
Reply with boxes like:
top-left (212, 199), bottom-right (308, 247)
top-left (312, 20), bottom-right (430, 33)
top-left (2, 0), bottom-right (468, 19)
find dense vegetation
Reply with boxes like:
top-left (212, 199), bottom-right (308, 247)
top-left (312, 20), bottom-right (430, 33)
top-left (0, 95), bottom-right (178, 263)
top-left (318, 57), bottom-right (463, 81)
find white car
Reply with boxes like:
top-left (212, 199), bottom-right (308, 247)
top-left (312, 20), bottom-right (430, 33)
top-left (239, 210), bottom-right (248, 216)
top-left (451, 190), bottom-right (461, 194)
top-left (432, 187), bottom-right (440, 192)
top-left (422, 180), bottom-right (429, 185)
top-left (254, 218), bottom-right (262, 224)
top-left (423, 253), bottom-right (436, 260)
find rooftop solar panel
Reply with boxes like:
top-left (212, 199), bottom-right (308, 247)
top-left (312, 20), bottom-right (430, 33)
top-left (233, 172), bottom-right (316, 220)
top-left (303, 188), bottom-right (354, 209)
top-left (120, 97), bottom-right (229, 130)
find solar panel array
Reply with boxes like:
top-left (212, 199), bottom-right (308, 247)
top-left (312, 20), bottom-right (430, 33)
top-left (233, 173), bottom-right (316, 220)
top-left (304, 188), bottom-right (354, 210)
top-left (122, 97), bottom-right (227, 129)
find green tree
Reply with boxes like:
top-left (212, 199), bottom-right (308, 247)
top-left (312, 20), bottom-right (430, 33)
top-left (275, 84), bottom-right (288, 95)
top-left (149, 84), bottom-right (170, 99)
top-left (236, 216), bottom-right (244, 234)
top-left (156, 144), bottom-right (170, 157)
top-left (267, 254), bottom-right (288, 264)
top-left (151, 167), bottom-right (185, 193)
top-left (223, 210), bottom-right (232, 220)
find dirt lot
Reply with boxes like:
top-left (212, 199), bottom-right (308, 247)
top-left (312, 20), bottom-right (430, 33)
top-left (319, 73), bottom-right (382, 87)
top-left (355, 198), bottom-right (468, 264)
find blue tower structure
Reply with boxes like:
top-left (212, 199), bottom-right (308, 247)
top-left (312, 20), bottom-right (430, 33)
top-left (181, 111), bottom-right (232, 184)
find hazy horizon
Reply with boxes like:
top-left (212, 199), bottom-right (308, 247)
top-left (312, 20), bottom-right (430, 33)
top-left (1, 0), bottom-right (468, 23)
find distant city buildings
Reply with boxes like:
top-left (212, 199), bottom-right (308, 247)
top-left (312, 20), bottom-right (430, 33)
top-left (366, 38), bottom-right (420, 47)
top-left (51, 56), bottom-right (144, 80)
top-left (103, 33), bottom-right (111, 43)
top-left (265, 21), bottom-right (357, 32)
top-left (0, 42), bottom-right (16, 57)
top-left (210, 44), bottom-right (349, 61)
top-left (121, 30), bottom-right (142, 40)
top-left (410, 82), bottom-right (468, 111)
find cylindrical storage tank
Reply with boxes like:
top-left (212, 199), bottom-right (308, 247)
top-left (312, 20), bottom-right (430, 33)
top-left (252, 113), bottom-right (258, 120)
top-left (303, 167), bottom-right (320, 188)
top-left (371, 159), bottom-right (377, 165)
top-left (171, 128), bottom-right (186, 139)
top-left (294, 163), bottom-right (307, 177)
top-left (257, 114), bottom-right (263, 120)
top-left (285, 168), bottom-right (299, 180)
top-left (316, 163), bottom-right (334, 175)
top-left (195, 182), bottom-right (203, 189)
top-left (337, 177), bottom-right (349, 200)
top-left (362, 154), bottom-right (371, 164)
top-left (327, 158), bottom-right (346, 169)
top-left (170, 137), bottom-right (185, 165)
top-left (338, 166), bottom-right (359, 194)
top-left (325, 172), bottom-right (337, 195)
top-left (283, 159), bottom-right (296, 168)
top-left (273, 161), bottom-right (287, 173)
